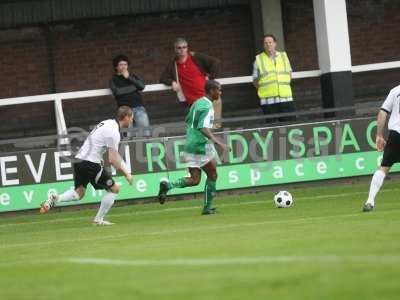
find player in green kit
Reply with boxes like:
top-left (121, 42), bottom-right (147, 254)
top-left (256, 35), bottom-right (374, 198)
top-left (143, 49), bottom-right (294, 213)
top-left (158, 80), bottom-right (230, 215)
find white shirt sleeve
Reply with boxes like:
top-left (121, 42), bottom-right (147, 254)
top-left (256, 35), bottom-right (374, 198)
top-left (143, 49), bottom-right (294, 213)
top-left (105, 130), bottom-right (120, 151)
top-left (381, 89), bottom-right (396, 113)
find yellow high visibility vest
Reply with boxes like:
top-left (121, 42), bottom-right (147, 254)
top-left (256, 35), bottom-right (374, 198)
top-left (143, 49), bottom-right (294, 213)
top-left (255, 51), bottom-right (292, 99)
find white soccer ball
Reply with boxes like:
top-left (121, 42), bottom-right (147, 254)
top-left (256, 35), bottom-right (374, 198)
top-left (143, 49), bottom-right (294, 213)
top-left (274, 191), bottom-right (293, 208)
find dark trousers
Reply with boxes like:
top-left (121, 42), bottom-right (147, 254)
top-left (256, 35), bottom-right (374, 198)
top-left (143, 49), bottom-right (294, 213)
top-left (261, 102), bottom-right (296, 123)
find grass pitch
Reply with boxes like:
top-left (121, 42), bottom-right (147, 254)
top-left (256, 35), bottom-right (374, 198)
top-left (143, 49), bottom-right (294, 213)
top-left (1, 180), bottom-right (400, 300)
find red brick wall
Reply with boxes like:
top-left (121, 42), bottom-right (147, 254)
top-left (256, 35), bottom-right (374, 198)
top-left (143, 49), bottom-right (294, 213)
top-left (282, 0), bottom-right (321, 107)
top-left (347, 0), bottom-right (400, 65)
top-left (0, 28), bottom-right (51, 98)
top-left (282, 0), bottom-right (400, 108)
top-left (0, 27), bottom-right (55, 139)
top-left (0, 6), bottom-right (256, 137)
top-left (52, 9), bottom-right (254, 92)
top-left (55, 7), bottom-right (256, 126)
top-left (277, 0), bottom-right (400, 70)
top-left (347, 0), bottom-right (400, 99)
top-left (282, 0), bottom-right (319, 71)
top-left (1, 1), bottom-right (400, 138)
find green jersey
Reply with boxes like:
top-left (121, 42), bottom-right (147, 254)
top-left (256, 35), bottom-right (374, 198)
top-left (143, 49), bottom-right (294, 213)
top-left (184, 97), bottom-right (214, 154)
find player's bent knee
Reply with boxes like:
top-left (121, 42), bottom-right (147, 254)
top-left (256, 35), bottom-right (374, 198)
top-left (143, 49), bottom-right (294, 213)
top-left (192, 176), bottom-right (201, 185)
top-left (109, 184), bottom-right (120, 194)
top-left (379, 166), bottom-right (390, 176)
top-left (76, 187), bottom-right (86, 199)
top-left (187, 178), bottom-right (200, 186)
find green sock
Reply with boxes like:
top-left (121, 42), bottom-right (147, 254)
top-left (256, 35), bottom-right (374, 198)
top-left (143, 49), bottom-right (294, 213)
top-left (169, 178), bottom-right (188, 189)
top-left (203, 180), bottom-right (216, 211)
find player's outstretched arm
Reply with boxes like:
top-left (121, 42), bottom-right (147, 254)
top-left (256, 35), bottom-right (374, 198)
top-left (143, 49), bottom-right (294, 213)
top-left (108, 148), bottom-right (133, 185)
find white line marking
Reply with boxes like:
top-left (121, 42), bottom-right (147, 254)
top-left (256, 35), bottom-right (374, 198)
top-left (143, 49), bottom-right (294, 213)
top-left (1, 255), bottom-right (400, 268)
top-left (64, 255), bottom-right (400, 266)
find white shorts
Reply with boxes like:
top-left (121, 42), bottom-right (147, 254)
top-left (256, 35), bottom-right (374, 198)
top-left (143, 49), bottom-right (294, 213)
top-left (183, 143), bottom-right (217, 169)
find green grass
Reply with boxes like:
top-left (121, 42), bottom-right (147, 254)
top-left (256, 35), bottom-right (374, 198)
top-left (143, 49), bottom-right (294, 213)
top-left (1, 180), bottom-right (400, 300)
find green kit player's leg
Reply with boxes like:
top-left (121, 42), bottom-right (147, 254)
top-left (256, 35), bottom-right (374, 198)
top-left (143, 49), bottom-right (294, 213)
top-left (158, 168), bottom-right (201, 204)
top-left (202, 180), bottom-right (217, 215)
top-left (158, 179), bottom-right (187, 204)
top-left (169, 178), bottom-right (188, 189)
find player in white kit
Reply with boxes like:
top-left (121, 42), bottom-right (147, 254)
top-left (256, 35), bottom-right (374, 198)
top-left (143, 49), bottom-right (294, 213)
top-left (40, 106), bottom-right (134, 225)
top-left (363, 85), bottom-right (400, 212)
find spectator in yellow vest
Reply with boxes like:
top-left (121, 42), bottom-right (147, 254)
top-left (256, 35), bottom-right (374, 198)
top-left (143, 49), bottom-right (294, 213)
top-left (252, 34), bottom-right (295, 122)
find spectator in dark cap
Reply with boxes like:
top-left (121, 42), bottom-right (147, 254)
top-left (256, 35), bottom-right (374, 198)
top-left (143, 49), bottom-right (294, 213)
top-left (109, 54), bottom-right (150, 137)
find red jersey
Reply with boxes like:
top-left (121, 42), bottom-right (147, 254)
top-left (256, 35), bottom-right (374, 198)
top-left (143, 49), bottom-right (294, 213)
top-left (176, 54), bottom-right (206, 105)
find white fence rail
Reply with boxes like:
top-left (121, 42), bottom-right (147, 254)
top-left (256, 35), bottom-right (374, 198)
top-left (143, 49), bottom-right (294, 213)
top-left (0, 61), bottom-right (399, 139)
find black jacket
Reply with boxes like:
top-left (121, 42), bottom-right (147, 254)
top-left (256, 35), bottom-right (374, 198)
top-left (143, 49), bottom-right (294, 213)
top-left (109, 74), bottom-right (145, 108)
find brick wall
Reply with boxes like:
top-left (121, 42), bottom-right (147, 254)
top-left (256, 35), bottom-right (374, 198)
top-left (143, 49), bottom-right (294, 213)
top-left (1, 1), bottom-right (400, 138)
top-left (282, 0), bottom-right (400, 108)
top-left (0, 27), bottom-right (56, 138)
top-left (0, 6), bottom-right (257, 138)
top-left (56, 7), bottom-right (256, 128)
top-left (0, 28), bottom-right (51, 98)
top-left (282, 0), bottom-right (321, 108)
top-left (347, 0), bottom-right (400, 99)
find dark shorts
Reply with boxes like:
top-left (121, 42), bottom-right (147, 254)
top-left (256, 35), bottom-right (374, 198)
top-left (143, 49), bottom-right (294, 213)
top-left (381, 130), bottom-right (400, 167)
top-left (73, 160), bottom-right (115, 190)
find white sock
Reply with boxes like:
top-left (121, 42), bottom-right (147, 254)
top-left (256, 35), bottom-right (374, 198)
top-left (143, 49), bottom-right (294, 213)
top-left (58, 189), bottom-right (80, 202)
top-left (94, 192), bottom-right (117, 222)
top-left (366, 170), bottom-right (386, 206)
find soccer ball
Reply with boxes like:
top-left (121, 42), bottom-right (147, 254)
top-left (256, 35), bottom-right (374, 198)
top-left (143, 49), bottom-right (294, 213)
top-left (274, 191), bottom-right (293, 208)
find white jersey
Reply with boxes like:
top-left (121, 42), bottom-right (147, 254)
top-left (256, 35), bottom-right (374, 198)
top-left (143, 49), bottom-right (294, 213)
top-left (381, 85), bottom-right (400, 134)
top-left (75, 119), bottom-right (121, 164)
